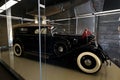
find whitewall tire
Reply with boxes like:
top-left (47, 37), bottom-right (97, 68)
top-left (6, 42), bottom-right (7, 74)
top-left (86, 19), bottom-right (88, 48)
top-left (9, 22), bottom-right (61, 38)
top-left (77, 52), bottom-right (102, 74)
top-left (13, 43), bottom-right (23, 57)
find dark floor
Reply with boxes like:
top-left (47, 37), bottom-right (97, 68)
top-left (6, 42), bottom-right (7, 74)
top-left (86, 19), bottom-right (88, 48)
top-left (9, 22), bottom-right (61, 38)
top-left (0, 51), bottom-right (120, 80)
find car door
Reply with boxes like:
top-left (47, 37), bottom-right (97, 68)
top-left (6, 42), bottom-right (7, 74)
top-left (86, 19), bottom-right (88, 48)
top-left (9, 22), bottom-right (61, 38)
top-left (23, 27), bottom-right (39, 53)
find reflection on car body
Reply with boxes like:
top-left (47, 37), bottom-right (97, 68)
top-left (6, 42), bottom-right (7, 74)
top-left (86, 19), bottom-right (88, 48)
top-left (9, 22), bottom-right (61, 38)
top-left (13, 23), bottom-right (109, 74)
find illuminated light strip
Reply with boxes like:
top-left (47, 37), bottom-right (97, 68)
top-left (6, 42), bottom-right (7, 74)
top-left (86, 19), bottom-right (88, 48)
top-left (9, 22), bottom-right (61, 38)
top-left (39, 4), bottom-right (45, 8)
top-left (0, 0), bottom-right (18, 13)
top-left (0, 14), bottom-right (34, 22)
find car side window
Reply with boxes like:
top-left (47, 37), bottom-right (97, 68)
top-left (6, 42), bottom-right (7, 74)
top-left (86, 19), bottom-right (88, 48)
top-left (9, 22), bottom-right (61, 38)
top-left (20, 28), bottom-right (28, 32)
top-left (17, 27), bottom-right (28, 34)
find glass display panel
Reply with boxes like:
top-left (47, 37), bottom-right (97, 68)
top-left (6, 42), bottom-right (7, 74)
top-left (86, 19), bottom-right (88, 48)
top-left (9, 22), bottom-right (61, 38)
top-left (41, 1), bottom-right (120, 80)
top-left (0, 0), bottom-right (120, 80)
top-left (0, 0), bottom-right (40, 80)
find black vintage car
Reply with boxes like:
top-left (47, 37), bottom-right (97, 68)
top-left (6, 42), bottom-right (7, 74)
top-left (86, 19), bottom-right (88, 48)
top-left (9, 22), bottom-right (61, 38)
top-left (13, 23), bottom-right (108, 74)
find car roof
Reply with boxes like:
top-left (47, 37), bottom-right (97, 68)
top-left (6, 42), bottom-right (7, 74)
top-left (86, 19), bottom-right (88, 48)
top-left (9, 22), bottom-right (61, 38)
top-left (13, 23), bottom-right (52, 29)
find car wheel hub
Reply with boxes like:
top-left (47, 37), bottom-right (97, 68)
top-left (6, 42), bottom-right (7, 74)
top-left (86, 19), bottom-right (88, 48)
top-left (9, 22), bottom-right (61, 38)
top-left (15, 46), bottom-right (20, 53)
top-left (81, 55), bottom-right (96, 69)
top-left (58, 46), bottom-right (64, 52)
top-left (84, 59), bottom-right (92, 66)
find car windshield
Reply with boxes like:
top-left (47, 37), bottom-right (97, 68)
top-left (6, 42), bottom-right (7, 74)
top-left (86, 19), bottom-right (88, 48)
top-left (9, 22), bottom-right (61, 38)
top-left (34, 28), bottom-right (47, 34)
top-left (41, 28), bottom-right (47, 34)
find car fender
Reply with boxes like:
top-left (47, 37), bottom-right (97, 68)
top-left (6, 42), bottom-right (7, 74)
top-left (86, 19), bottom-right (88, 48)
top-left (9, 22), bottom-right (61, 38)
top-left (53, 38), bottom-right (71, 57)
top-left (74, 44), bottom-right (107, 63)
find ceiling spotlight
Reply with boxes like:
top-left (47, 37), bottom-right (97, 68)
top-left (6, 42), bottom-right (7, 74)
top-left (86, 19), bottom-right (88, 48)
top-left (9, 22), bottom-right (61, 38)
top-left (39, 4), bottom-right (45, 8)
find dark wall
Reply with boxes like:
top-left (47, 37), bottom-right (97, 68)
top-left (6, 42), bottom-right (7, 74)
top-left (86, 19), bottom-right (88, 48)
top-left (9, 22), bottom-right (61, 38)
top-left (0, 18), bottom-right (8, 46)
top-left (98, 14), bottom-right (120, 67)
top-left (103, 0), bottom-right (120, 11)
